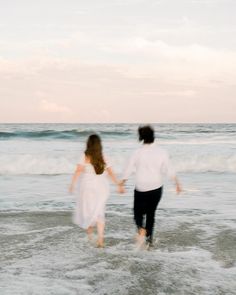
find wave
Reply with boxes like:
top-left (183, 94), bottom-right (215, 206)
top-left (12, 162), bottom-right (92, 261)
top-left (1, 131), bottom-right (235, 144)
top-left (1, 123), bottom-right (236, 140)
top-left (173, 129), bottom-right (236, 134)
top-left (174, 155), bottom-right (236, 173)
top-left (1, 154), bottom-right (236, 175)
top-left (0, 129), bottom-right (132, 140)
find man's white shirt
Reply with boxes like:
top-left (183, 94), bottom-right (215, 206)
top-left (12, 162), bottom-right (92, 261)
top-left (122, 143), bottom-right (176, 192)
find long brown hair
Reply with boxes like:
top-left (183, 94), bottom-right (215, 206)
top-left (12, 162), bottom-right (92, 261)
top-left (85, 134), bottom-right (106, 175)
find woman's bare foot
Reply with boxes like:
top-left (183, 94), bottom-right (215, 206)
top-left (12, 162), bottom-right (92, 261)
top-left (96, 238), bottom-right (104, 248)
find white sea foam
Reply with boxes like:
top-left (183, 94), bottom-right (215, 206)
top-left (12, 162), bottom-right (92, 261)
top-left (1, 153), bottom-right (236, 175)
top-left (0, 154), bottom-right (75, 175)
top-left (1, 232), bottom-right (235, 295)
top-left (174, 154), bottom-right (236, 173)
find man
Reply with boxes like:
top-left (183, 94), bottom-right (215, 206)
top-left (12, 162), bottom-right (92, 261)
top-left (121, 125), bottom-right (182, 248)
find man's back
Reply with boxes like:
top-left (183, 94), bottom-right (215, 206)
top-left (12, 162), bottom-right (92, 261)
top-left (123, 143), bottom-right (175, 192)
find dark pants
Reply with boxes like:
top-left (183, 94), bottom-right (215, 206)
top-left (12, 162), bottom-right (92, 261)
top-left (134, 186), bottom-right (163, 243)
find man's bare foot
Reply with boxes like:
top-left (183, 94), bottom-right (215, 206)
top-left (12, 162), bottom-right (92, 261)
top-left (135, 228), bottom-right (147, 250)
top-left (138, 228), bottom-right (146, 236)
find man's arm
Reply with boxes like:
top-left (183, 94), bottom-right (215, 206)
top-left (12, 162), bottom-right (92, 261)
top-left (172, 176), bottom-right (182, 194)
top-left (163, 152), bottom-right (182, 195)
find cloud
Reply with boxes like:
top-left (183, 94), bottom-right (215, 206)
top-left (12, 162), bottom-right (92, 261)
top-left (0, 53), bottom-right (235, 123)
top-left (40, 99), bottom-right (72, 114)
top-left (191, 0), bottom-right (232, 3)
top-left (141, 90), bottom-right (196, 97)
top-left (101, 38), bottom-right (236, 85)
top-left (101, 37), bottom-right (228, 62)
top-left (91, 109), bottom-right (112, 123)
top-left (1, 43), bottom-right (235, 88)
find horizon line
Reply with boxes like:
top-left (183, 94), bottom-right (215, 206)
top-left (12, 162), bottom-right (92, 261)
top-left (0, 122), bottom-right (236, 124)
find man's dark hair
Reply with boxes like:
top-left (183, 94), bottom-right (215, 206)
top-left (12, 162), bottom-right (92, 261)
top-left (138, 125), bottom-right (155, 143)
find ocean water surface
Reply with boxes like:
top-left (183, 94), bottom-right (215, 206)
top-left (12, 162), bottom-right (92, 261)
top-left (0, 123), bottom-right (236, 295)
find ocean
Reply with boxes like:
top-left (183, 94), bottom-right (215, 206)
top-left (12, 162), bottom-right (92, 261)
top-left (0, 123), bottom-right (236, 295)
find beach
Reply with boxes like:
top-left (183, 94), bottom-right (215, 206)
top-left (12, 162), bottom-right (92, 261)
top-left (0, 123), bottom-right (236, 295)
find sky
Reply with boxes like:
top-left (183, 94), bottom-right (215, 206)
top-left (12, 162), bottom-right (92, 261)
top-left (0, 0), bottom-right (235, 123)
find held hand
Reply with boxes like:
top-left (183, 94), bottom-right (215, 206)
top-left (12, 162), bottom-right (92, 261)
top-left (176, 183), bottom-right (182, 195)
top-left (117, 183), bottom-right (125, 194)
top-left (69, 184), bottom-right (74, 194)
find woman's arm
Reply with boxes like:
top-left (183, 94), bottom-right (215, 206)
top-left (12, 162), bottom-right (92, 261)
top-left (106, 167), bottom-right (120, 185)
top-left (106, 167), bottom-right (125, 193)
top-left (69, 164), bottom-right (84, 194)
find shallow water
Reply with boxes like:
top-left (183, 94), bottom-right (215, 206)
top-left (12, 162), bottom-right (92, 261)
top-left (1, 174), bottom-right (236, 294)
top-left (0, 208), bottom-right (235, 294)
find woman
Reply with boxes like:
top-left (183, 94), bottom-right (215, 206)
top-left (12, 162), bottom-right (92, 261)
top-left (69, 134), bottom-right (122, 248)
top-left (120, 125), bottom-right (182, 248)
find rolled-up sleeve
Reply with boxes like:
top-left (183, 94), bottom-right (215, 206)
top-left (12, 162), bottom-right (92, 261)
top-left (122, 152), bottom-right (137, 180)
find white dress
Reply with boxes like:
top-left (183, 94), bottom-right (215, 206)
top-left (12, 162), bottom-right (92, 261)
top-left (73, 154), bottom-right (110, 229)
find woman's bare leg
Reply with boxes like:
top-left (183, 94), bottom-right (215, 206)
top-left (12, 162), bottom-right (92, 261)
top-left (86, 226), bottom-right (94, 242)
top-left (96, 221), bottom-right (105, 247)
